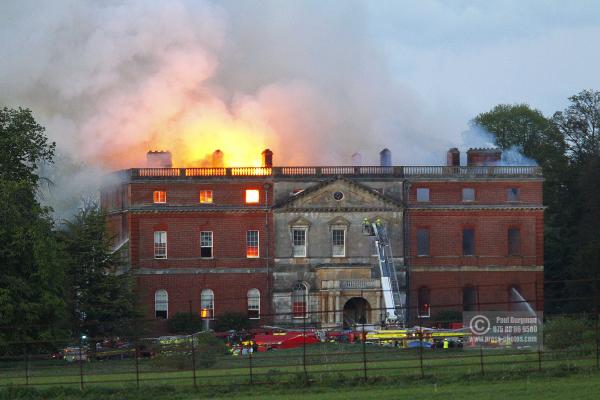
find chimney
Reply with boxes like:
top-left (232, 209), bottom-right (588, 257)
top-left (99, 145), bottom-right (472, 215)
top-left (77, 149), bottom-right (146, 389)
top-left (146, 151), bottom-right (172, 168)
top-left (446, 148), bottom-right (460, 166)
top-left (466, 148), bottom-right (501, 166)
top-left (212, 150), bottom-right (224, 168)
top-left (261, 148), bottom-right (273, 168)
top-left (351, 152), bottom-right (362, 166)
top-left (379, 148), bottom-right (392, 167)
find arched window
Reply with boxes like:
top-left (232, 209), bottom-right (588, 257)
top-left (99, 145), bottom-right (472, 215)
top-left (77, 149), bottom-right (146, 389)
top-left (417, 287), bottom-right (430, 318)
top-left (463, 286), bottom-right (478, 312)
top-left (201, 289), bottom-right (215, 319)
top-left (248, 289), bottom-right (260, 319)
top-left (155, 289), bottom-right (168, 319)
top-left (292, 282), bottom-right (308, 319)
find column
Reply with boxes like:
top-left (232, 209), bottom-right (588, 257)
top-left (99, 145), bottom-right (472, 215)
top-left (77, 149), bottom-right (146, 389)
top-left (335, 294), bottom-right (341, 325)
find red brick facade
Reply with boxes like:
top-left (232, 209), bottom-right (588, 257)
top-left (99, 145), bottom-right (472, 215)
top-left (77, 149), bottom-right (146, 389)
top-left (102, 156), bottom-right (544, 330)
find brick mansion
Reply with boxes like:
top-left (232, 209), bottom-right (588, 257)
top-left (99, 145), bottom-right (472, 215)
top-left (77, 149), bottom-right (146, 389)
top-left (101, 148), bottom-right (544, 330)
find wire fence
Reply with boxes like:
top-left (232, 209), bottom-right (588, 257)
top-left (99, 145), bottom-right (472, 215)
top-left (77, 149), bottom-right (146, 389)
top-left (1, 278), bottom-right (600, 389)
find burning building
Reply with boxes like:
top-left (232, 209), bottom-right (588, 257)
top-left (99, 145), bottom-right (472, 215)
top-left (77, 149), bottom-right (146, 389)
top-left (101, 147), bottom-right (544, 330)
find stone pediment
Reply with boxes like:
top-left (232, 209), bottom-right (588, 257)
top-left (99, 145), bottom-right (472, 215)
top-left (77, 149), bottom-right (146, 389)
top-left (276, 177), bottom-right (401, 211)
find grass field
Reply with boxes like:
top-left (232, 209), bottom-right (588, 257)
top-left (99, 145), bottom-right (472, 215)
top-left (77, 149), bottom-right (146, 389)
top-left (2, 369), bottom-right (600, 399)
top-left (1, 343), bottom-right (598, 398)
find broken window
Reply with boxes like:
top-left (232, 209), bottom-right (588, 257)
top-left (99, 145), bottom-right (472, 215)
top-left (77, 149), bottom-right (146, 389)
top-left (246, 230), bottom-right (259, 258)
top-left (200, 231), bottom-right (213, 258)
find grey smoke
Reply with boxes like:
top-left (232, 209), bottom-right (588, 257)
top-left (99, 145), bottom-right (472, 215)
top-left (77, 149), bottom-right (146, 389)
top-left (3, 0), bottom-right (566, 218)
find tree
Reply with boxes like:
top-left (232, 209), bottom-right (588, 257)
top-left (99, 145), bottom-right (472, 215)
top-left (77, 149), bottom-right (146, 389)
top-left (552, 90), bottom-right (600, 163)
top-left (0, 107), bottom-right (67, 350)
top-left (0, 107), bottom-right (55, 186)
top-left (59, 204), bottom-right (142, 342)
top-left (473, 104), bottom-right (570, 311)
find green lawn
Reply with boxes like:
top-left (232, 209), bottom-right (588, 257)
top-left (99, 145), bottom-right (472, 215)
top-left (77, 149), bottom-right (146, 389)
top-left (1, 343), bottom-right (598, 392)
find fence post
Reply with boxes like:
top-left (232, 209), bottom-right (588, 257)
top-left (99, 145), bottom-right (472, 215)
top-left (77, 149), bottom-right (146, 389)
top-left (188, 300), bottom-right (197, 389)
top-left (596, 311), bottom-right (600, 369)
top-left (479, 344), bottom-right (484, 376)
top-left (361, 290), bottom-right (367, 382)
top-left (248, 346), bottom-right (254, 384)
top-left (23, 345), bottom-right (29, 386)
top-left (78, 334), bottom-right (84, 390)
top-left (595, 283), bottom-right (600, 371)
top-left (418, 314), bottom-right (424, 378)
top-left (135, 343), bottom-right (140, 389)
top-left (303, 310), bottom-right (308, 383)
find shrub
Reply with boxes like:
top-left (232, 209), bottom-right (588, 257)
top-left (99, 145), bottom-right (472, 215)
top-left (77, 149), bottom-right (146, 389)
top-left (167, 312), bottom-right (203, 334)
top-left (214, 312), bottom-right (252, 332)
top-left (194, 332), bottom-right (229, 368)
top-left (544, 316), bottom-right (592, 350)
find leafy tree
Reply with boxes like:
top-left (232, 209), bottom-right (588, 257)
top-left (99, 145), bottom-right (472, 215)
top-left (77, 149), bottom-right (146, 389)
top-left (552, 90), bottom-right (600, 163)
top-left (59, 204), bottom-right (142, 342)
top-left (0, 107), bottom-right (67, 350)
top-left (473, 104), bottom-right (570, 310)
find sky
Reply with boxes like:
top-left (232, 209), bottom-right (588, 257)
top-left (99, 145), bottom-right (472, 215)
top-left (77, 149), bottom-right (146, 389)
top-left (1, 0), bottom-right (600, 217)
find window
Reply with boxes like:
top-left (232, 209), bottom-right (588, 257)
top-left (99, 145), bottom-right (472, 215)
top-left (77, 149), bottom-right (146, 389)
top-left (155, 289), bottom-right (168, 319)
top-left (292, 228), bottom-right (307, 257)
top-left (154, 231), bottom-right (167, 259)
top-left (416, 188), bottom-right (430, 202)
top-left (463, 286), bottom-right (478, 312)
top-left (245, 189), bottom-right (259, 204)
top-left (246, 230), bottom-right (259, 258)
top-left (507, 187), bottom-right (520, 202)
top-left (153, 190), bottom-right (166, 203)
top-left (508, 228), bottom-right (521, 256)
top-left (417, 228), bottom-right (430, 256)
top-left (248, 289), bottom-right (260, 319)
top-left (462, 228), bottom-right (475, 256)
top-left (417, 287), bottom-right (430, 318)
top-left (462, 188), bottom-right (475, 202)
top-left (200, 231), bottom-right (213, 258)
top-left (332, 228), bottom-right (345, 257)
top-left (292, 283), bottom-right (308, 318)
top-left (201, 289), bottom-right (214, 319)
top-left (199, 190), bottom-right (213, 204)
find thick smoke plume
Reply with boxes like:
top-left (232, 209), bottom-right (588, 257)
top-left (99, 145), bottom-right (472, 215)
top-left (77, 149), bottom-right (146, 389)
top-left (0, 0), bottom-right (460, 218)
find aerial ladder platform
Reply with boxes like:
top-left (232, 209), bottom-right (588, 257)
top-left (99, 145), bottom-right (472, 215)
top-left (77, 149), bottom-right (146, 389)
top-left (363, 218), bottom-right (406, 326)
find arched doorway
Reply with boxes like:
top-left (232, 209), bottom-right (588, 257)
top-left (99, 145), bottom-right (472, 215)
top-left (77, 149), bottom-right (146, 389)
top-left (343, 297), bottom-right (371, 328)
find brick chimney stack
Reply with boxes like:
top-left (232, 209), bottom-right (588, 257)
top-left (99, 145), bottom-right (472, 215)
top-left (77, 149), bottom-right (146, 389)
top-left (466, 148), bottom-right (501, 166)
top-left (446, 148), bottom-right (460, 166)
top-left (146, 151), bottom-right (172, 168)
top-left (262, 149), bottom-right (273, 168)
